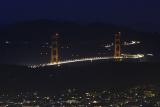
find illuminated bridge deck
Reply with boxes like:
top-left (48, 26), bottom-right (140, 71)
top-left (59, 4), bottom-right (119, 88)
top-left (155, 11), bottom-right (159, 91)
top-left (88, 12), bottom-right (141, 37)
top-left (30, 54), bottom-right (144, 68)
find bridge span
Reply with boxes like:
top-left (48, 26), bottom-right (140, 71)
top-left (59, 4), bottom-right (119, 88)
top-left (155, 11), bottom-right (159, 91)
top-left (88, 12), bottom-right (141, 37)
top-left (30, 54), bottom-right (144, 68)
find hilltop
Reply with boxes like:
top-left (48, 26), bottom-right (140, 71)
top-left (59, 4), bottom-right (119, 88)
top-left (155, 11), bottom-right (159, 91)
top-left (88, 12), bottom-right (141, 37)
top-left (0, 19), bottom-right (158, 42)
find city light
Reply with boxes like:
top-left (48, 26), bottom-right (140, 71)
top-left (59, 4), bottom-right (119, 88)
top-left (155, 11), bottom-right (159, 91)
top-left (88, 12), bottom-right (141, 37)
top-left (124, 41), bottom-right (141, 46)
top-left (147, 53), bottom-right (154, 56)
top-left (104, 43), bottom-right (113, 48)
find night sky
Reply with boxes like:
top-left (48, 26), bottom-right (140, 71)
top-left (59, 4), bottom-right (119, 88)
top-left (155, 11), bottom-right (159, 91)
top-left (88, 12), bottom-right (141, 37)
top-left (0, 0), bottom-right (160, 27)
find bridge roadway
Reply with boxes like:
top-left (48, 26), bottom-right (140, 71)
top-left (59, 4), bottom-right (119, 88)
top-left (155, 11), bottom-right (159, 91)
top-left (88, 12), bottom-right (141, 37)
top-left (30, 54), bottom-right (144, 68)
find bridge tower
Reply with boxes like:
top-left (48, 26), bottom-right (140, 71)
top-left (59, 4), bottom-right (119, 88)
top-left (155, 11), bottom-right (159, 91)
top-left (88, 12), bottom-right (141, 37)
top-left (51, 33), bottom-right (59, 64)
top-left (114, 32), bottom-right (121, 58)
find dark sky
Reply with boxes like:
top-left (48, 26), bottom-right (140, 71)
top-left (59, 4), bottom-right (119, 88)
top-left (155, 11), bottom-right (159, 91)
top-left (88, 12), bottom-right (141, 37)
top-left (0, 0), bottom-right (160, 26)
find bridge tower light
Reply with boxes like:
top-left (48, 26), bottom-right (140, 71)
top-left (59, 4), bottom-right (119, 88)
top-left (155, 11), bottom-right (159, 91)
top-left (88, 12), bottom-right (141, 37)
top-left (114, 32), bottom-right (121, 58)
top-left (51, 33), bottom-right (59, 64)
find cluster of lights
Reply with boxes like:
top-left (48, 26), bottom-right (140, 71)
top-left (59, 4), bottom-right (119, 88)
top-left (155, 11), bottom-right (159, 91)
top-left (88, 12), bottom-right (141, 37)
top-left (40, 52), bottom-right (48, 55)
top-left (0, 86), bottom-right (158, 107)
top-left (104, 43), bottom-right (114, 48)
top-left (124, 41), bottom-right (141, 46)
top-left (104, 40), bottom-right (141, 48)
top-left (121, 54), bottom-right (144, 59)
top-left (147, 53), bottom-right (154, 56)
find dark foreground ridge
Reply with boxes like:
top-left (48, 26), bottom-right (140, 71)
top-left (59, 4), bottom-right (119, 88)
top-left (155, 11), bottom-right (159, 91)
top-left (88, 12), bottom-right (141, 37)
top-left (0, 62), bottom-right (160, 92)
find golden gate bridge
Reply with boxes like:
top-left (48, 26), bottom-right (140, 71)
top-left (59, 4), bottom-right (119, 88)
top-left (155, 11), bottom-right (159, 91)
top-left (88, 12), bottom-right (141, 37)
top-left (30, 32), bottom-right (144, 68)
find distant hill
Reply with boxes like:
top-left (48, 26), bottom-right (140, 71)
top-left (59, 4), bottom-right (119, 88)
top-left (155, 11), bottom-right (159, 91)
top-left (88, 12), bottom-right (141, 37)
top-left (0, 19), bottom-right (154, 42)
top-left (130, 22), bottom-right (160, 33)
